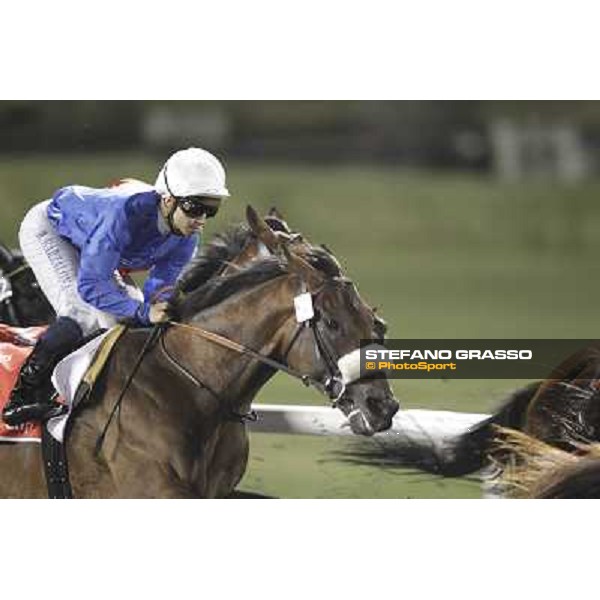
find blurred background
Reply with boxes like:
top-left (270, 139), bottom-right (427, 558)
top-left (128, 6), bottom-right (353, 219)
top-left (2, 100), bottom-right (600, 498)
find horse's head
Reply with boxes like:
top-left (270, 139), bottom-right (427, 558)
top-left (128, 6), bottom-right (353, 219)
top-left (247, 207), bottom-right (399, 435)
top-left (171, 206), bottom-right (399, 435)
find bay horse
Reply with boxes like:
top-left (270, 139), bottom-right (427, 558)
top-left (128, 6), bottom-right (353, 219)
top-left (0, 206), bottom-right (398, 498)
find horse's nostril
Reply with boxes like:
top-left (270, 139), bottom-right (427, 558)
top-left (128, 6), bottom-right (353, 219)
top-left (366, 397), bottom-right (380, 413)
top-left (366, 395), bottom-right (398, 416)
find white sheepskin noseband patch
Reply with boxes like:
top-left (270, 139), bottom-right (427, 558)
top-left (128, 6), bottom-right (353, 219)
top-left (337, 344), bottom-right (386, 384)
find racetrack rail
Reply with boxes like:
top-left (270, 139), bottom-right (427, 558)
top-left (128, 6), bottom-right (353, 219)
top-left (251, 404), bottom-right (489, 447)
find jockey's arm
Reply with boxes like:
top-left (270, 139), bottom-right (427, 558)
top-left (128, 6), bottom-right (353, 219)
top-left (77, 215), bottom-right (152, 325)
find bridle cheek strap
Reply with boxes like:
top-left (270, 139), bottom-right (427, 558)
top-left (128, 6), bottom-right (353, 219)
top-left (287, 289), bottom-right (367, 403)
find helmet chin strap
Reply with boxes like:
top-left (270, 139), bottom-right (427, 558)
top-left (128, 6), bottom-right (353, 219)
top-left (161, 161), bottom-right (185, 236)
top-left (163, 198), bottom-right (184, 236)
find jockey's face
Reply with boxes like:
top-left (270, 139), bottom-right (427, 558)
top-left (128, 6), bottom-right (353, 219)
top-left (162, 196), bottom-right (221, 236)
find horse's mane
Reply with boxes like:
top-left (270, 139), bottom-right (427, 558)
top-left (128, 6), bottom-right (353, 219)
top-left (177, 222), bottom-right (253, 293)
top-left (304, 245), bottom-right (343, 278)
top-left (171, 258), bottom-right (287, 320)
top-left (170, 221), bottom-right (344, 321)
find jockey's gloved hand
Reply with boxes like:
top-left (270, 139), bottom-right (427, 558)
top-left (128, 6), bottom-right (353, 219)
top-left (149, 302), bottom-right (170, 324)
top-left (133, 301), bottom-right (169, 326)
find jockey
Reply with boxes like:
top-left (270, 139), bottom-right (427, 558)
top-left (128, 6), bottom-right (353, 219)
top-left (2, 147), bottom-right (229, 427)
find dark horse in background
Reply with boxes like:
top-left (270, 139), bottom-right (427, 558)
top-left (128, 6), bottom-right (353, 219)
top-left (346, 345), bottom-right (600, 488)
top-left (0, 206), bottom-right (399, 498)
top-left (0, 241), bottom-right (55, 326)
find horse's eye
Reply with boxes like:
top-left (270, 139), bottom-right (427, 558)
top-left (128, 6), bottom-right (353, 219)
top-left (325, 318), bottom-right (339, 331)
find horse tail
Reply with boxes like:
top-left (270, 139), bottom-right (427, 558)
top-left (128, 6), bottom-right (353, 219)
top-left (341, 381), bottom-right (541, 477)
top-left (493, 427), bottom-right (600, 498)
top-left (436, 381), bottom-right (541, 477)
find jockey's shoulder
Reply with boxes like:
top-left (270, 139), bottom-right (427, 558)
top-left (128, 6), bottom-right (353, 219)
top-left (55, 180), bottom-right (156, 202)
top-left (108, 178), bottom-right (154, 193)
top-left (50, 182), bottom-right (161, 229)
top-left (62, 180), bottom-right (160, 210)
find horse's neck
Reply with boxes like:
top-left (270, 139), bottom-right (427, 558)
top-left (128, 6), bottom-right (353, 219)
top-left (171, 276), bottom-right (296, 402)
top-left (198, 275), bottom-right (293, 342)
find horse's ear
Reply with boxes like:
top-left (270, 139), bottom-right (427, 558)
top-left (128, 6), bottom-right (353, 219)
top-left (265, 209), bottom-right (292, 234)
top-left (246, 205), bottom-right (282, 254)
top-left (266, 207), bottom-right (296, 234)
top-left (282, 245), bottom-right (324, 289)
top-left (264, 217), bottom-right (290, 234)
top-left (268, 207), bottom-right (286, 220)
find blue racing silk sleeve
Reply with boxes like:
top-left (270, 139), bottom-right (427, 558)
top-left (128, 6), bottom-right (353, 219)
top-left (77, 207), bottom-right (149, 324)
top-left (143, 235), bottom-right (198, 303)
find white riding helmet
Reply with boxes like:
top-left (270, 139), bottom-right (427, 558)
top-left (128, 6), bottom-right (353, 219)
top-left (155, 147), bottom-right (230, 199)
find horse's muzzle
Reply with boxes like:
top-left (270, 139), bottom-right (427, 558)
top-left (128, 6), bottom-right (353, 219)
top-left (347, 394), bottom-right (399, 436)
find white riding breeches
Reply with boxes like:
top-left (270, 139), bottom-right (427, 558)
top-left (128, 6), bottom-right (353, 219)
top-left (18, 200), bottom-right (144, 335)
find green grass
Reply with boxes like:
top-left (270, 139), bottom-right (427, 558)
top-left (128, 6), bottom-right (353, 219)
top-left (2, 153), bottom-right (599, 497)
top-left (241, 433), bottom-right (481, 498)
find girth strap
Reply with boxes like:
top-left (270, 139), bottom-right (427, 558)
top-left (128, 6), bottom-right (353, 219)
top-left (93, 324), bottom-right (165, 457)
top-left (41, 423), bottom-right (72, 499)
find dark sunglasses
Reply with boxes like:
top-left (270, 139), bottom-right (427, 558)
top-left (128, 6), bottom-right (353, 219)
top-left (177, 197), bottom-right (220, 219)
